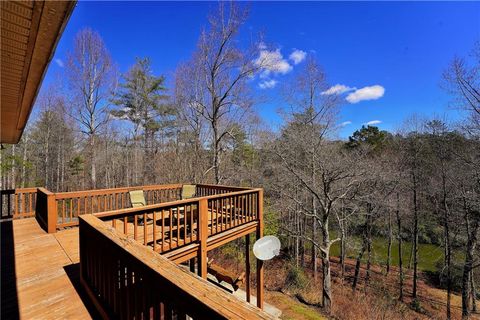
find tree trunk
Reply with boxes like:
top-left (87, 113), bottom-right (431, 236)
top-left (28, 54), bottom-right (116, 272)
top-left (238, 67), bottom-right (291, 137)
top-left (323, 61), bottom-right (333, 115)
top-left (387, 209), bottom-right (392, 275)
top-left (321, 215), bottom-right (332, 313)
top-left (365, 210), bottom-right (372, 287)
top-left (90, 134), bottom-right (96, 189)
top-left (301, 214), bottom-right (307, 267)
top-left (21, 136), bottom-right (28, 187)
top-left (396, 193), bottom-right (404, 301)
top-left (43, 132), bottom-right (48, 189)
top-left (340, 225), bottom-right (346, 280)
top-left (471, 270), bottom-right (477, 312)
top-left (312, 213), bottom-right (318, 280)
top-left (213, 122), bottom-right (220, 184)
top-left (442, 172), bottom-right (452, 320)
top-left (352, 242), bottom-right (366, 291)
top-left (412, 169), bottom-right (419, 301)
top-left (462, 215), bottom-right (479, 318)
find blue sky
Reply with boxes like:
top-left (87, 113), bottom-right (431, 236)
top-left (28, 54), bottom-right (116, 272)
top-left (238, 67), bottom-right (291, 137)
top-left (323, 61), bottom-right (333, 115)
top-left (40, 1), bottom-right (480, 138)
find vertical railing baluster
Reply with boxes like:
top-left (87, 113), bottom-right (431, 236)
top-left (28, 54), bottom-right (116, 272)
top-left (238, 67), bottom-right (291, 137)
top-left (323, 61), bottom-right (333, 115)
top-left (143, 213), bottom-right (147, 246)
top-left (62, 200), bottom-right (66, 225)
top-left (153, 211), bottom-right (157, 251)
top-left (183, 205), bottom-right (187, 244)
top-left (134, 215), bottom-right (138, 241)
top-left (161, 209), bottom-right (165, 253)
top-left (176, 206), bottom-right (180, 248)
top-left (169, 208), bottom-right (173, 251)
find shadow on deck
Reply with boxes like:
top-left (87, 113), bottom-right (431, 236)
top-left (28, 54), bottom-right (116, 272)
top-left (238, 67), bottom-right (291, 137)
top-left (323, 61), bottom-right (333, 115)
top-left (1, 220), bottom-right (19, 320)
top-left (0, 218), bottom-right (97, 319)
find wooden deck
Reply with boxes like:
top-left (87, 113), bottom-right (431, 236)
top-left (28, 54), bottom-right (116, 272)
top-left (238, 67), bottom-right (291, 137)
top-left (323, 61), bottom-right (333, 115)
top-left (1, 218), bottom-right (97, 319)
top-left (1, 184), bottom-right (266, 318)
top-left (1, 216), bottom-right (259, 319)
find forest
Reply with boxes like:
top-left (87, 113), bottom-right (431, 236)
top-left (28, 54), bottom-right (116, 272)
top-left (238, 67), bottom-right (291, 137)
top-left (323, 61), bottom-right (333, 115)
top-left (1, 3), bottom-right (479, 320)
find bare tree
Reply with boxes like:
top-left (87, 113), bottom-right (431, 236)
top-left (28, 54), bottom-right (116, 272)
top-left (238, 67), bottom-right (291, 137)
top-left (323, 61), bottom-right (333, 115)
top-left (271, 58), bottom-right (362, 313)
top-left (443, 41), bottom-right (480, 135)
top-left (175, 2), bottom-right (265, 183)
top-left (67, 28), bottom-right (116, 189)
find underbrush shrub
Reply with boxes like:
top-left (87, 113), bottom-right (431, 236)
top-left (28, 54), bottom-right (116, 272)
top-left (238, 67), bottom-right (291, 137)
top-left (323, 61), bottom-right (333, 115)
top-left (219, 242), bottom-right (244, 264)
top-left (410, 299), bottom-right (423, 313)
top-left (285, 262), bottom-right (308, 290)
top-left (420, 224), bottom-right (443, 245)
top-left (425, 260), bottom-right (463, 293)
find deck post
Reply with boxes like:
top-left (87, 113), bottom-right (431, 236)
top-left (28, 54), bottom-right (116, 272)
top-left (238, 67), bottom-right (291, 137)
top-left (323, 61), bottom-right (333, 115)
top-left (245, 233), bottom-right (251, 303)
top-left (46, 192), bottom-right (57, 233)
top-left (189, 258), bottom-right (196, 273)
top-left (198, 198), bottom-right (208, 278)
top-left (256, 189), bottom-right (264, 309)
top-left (36, 188), bottom-right (57, 233)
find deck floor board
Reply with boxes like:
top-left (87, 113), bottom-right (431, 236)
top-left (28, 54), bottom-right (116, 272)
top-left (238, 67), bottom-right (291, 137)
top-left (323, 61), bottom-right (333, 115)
top-left (1, 218), bottom-right (93, 319)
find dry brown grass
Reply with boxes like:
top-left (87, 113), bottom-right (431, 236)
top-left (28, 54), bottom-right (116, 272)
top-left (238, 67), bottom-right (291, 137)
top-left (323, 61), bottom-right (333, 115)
top-left (212, 246), bottom-right (479, 320)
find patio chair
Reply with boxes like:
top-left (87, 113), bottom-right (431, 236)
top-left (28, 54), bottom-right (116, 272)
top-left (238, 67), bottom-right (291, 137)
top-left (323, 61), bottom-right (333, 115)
top-left (129, 190), bottom-right (146, 207)
top-left (129, 190), bottom-right (151, 225)
top-left (181, 184), bottom-right (196, 200)
top-left (172, 184), bottom-right (197, 229)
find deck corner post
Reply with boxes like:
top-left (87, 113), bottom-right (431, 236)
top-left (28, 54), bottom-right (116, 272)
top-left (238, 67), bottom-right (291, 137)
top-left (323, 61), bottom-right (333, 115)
top-left (46, 192), bottom-right (57, 233)
top-left (246, 234), bottom-right (251, 303)
top-left (198, 198), bottom-right (208, 278)
top-left (256, 189), bottom-right (264, 309)
top-left (36, 187), bottom-right (57, 233)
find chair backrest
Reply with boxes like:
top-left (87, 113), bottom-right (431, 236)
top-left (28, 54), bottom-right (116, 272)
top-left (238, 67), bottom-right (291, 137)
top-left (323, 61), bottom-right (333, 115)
top-left (181, 184), bottom-right (196, 200)
top-left (129, 190), bottom-right (146, 207)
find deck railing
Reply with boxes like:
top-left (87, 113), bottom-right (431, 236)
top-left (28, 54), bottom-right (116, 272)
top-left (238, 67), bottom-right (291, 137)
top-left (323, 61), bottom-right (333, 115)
top-left (94, 188), bottom-right (261, 256)
top-left (79, 214), bottom-right (272, 320)
top-left (54, 184), bottom-right (183, 228)
top-left (0, 188), bottom-right (37, 220)
top-left (0, 184), bottom-right (256, 233)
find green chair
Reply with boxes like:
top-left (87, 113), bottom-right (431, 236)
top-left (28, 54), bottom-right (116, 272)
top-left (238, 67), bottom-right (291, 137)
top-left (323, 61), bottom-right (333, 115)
top-left (181, 184), bottom-right (196, 200)
top-left (129, 190), bottom-right (150, 225)
top-left (129, 190), bottom-right (146, 207)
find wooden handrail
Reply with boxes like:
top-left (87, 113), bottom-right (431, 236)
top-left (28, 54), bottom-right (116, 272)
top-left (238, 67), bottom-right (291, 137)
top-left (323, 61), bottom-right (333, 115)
top-left (79, 214), bottom-right (273, 319)
top-left (0, 187), bottom-right (38, 194)
top-left (55, 183), bottom-right (183, 199)
top-left (196, 183), bottom-right (252, 190)
top-left (2, 184), bottom-right (263, 241)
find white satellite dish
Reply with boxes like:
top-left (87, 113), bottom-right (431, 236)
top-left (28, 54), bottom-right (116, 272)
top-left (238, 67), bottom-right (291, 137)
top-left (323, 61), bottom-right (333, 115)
top-left (253, 235), bottom-right (281, 261)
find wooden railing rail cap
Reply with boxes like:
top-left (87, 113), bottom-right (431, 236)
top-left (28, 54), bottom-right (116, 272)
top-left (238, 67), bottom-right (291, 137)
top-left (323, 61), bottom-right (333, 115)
top-left (0, 187), bottom-right (38, 194)
top-left (54, 183), bottom-right (183, 199)
top-left (80, 215), bottom-right (274, 319)
top-left (196, 183), bottom-right (254, 190)
top-left (37, 187), bottom-right (54, 195)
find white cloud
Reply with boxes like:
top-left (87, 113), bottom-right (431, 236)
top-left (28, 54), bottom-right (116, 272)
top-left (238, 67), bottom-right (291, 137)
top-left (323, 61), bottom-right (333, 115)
top-left (340, 121), bottom-right (352, 127)
top-left (322, 84), bottom-right (356, 95)
top-left (55, 58), bottom-right (64, 68)
top-left (365, 120), bottom-right (382, 125)
top-left (259, 79), bottom-right (278, 89)
top-left (289, 49), bottom-right (306, 65)
top-left (255, 48), bottom-right (292, 77)
top-left (346, 85), bottom-right (385, 103)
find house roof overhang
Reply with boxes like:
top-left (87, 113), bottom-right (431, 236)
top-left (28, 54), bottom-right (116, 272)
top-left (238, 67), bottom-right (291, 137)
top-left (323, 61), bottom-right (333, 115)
top-left (1, 1), bottom-right (76, 144)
